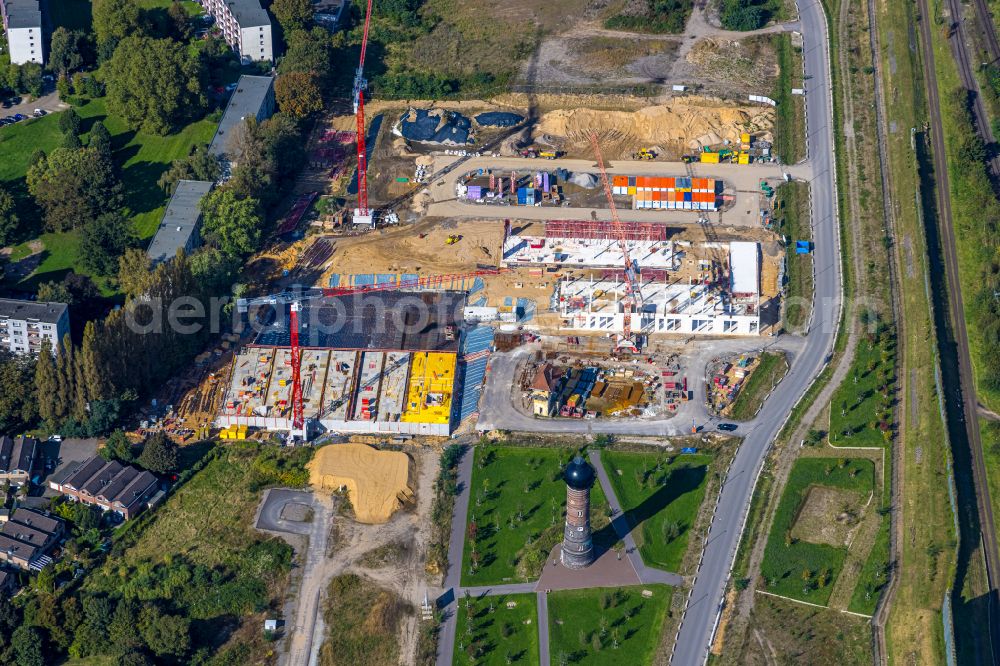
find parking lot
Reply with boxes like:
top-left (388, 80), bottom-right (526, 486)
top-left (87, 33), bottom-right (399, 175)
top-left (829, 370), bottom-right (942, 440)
top-left (1, 90), bottom-right (67, 128)
top-left (39, 438), bottom-right (99, 497)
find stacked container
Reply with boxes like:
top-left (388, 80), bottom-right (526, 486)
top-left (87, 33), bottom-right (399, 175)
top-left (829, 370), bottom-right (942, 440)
top-left (611, 175), bottom-right (719, 211)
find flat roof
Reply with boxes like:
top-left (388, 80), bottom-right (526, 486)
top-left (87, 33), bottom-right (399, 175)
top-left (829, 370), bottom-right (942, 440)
top-left (0, 298), bottom-right (67, 324)
top-left (253, 291), bottom-right (466, 353)
top-left (2, 0), bottom-right (42, 29)
top-left (729, 241), bottom-right (759, 296)
top-left (209, 75), bottom-right (274, 159)
top-left (147, 180), bottom-right (213, 264)
top-left (225, 0), bottom-right (270, 27)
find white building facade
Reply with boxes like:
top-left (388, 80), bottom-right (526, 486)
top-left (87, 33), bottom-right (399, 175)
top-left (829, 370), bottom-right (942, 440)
top-left (201, 0), bottom-right (273, 63)
top-left (1, 0), bottom-right (44, 65)
top-left (0, 299), bottom-right (69, 355)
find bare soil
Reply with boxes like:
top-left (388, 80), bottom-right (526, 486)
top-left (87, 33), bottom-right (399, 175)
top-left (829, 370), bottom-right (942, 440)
top-left (789, 485), bottom-right (865, 548)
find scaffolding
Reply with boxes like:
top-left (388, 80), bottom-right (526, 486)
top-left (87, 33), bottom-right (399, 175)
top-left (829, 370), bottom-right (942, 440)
top-left (544, 220), bottom-right (670, 242)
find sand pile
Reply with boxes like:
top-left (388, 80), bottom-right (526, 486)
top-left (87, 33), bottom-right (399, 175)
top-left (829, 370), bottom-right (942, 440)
top-left (308, 444), bottom-right (414, 524)
top-left (535, 96), bottom-right (774, 151)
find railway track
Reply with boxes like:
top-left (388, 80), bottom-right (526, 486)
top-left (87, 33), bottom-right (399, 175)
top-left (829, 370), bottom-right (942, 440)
top-left (916, 0), bottom-right (1000, 658)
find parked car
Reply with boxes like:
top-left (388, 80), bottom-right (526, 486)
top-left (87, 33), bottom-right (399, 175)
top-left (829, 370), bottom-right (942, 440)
top-left (9, 96), bottom-right (21, 105)
top-left (32, 108), bottom-right (45, 117)
top-left (717, 423), bottom-right (739, 432)
top-left (0, 99), bottom-right (10, 109)
top-left (3, 116), bottom-right (15, 124)
top-left (13, 113), bottom-right (26, 121)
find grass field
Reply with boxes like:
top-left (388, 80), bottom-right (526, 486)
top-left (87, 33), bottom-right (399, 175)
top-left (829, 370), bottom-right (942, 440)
top-left (773, 33), bottom-right (806, 164)
top-left (0, 97), bottom-right (216, 290)
top-left (735, 593), bottom-right (872, 664)
top-left (453, 592), bottom-right (538, 665)
top-left (547, 585), bottom-right (672, 665)
top-left (600, 450), bottom-right (711, 571)
top-left (319, 574), bottom-right (408, 666)
top-left (759, 457), bottom-right (875, 605)
top-left (728, 353), bottom-right (789, 421)
top-left (828, 318), bottom-right (896, 447)
top-left (848, 511), bottom-right (890, 615)
top-left (461, 446), bottom-right (610, 586)
top-left (775, 180), bottom-right (812, 331)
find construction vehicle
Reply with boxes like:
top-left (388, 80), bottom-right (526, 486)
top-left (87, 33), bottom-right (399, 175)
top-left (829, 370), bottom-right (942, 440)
top-left (760, 181), bottom-right (775, 197)
top-left (539, 150), bottom-right (563, 159)
top-left (445, 234), bottom-right (461, 245)
top-left (633, 148), bottom-right (656, 160)
top-left (590, 132), bottom-right (640, 353)
top-left (351, 0), bottom-right (376, 226)
top-left (682, 154), bottom-right (699, 163)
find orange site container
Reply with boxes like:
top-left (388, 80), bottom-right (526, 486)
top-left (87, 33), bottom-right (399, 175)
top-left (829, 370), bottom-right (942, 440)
top-left (653, 191), bottom-right (663, 201)
top-left (613, 175), bottom-right (628, 187)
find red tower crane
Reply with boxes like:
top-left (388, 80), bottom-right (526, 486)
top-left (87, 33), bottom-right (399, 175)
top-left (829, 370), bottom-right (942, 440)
top-left (289, 301), bottom-right (304, 433)
top-left (589, 132), bottom-right (640, 352)
top-left (352, 0), bottom-right (376, 226)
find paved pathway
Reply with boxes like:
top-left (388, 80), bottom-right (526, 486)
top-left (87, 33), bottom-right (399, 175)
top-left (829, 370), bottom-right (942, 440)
top-left (536, 592), bottom-right (550, 665)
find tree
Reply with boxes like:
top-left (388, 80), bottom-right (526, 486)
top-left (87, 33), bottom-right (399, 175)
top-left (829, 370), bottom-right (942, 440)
top-left (49, 28), bottom-right (88, 76)
top-left (34, 339), bottom-right (59, 424)
top-left (58, 108), bottom-right (81, 137)
top-left (89, 121), bottom-right (113, 160)
top-left (37, 280), bottom-right (74, 305)
top-left (93, 0), bottom-right (144, 51)
top-left (275, 71), bottom-right (323, 118)
top-left (19, 63), bottom-right (44, 96)
top-left (156, 146), bottom-right (220, 195)
top-left (137, 431), bottom-right (178, 473)
top-left (167, 1), bottom-right (192, 40)
top-left (80, 211), bottom-right (136, 276)
top-left (271, 0), bottom-right (313, 31)
top-left (0, 351), bottom-right (37, 432)
top-left (0, 185), bottom-right (19, 247)
top-left (61, 131), bottom-right (83, 150)
top-left (117, 249), bottom-right (153, 299)
top-left (11, 626), bottom-right (46, 666)
top-left (101, 430), bottom-right (134, 463)
top-left (105, 36), bottom-right (206, 135)
top-left (114, 650), bottom-right (154, 666)
top-left (139, 606), bottom-right (190, 658)
top-left (200, 189), bottom-right (263, 257)
top-left (27, 147), bottom-right (124, 231)
top-left (279, 28), bottom-right (333, 83)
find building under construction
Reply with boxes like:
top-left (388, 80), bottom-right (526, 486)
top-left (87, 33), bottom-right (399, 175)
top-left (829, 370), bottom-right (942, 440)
top-left (555, 241), bottom-right (761, 336)
top-left (216, 291), bottom-right (469, 436)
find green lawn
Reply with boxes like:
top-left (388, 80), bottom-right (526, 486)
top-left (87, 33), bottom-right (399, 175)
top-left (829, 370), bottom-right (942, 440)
top-left (828, 317), bottom-right (896, 447)
top-left (728, 352), bottom-right (789, 420)
top-left (773, 33), bottom-right (806, 164)
top-left (760, 457), bottom-right (875, 605)
top-left (461, 446), bottom-right (611, 587)
top-left (600, 451), bottom-right (712, 572)
top-left (775, 180), bottom-right (812, 331)
top-left (453, 592), bottom-right (538, 665)
top-left (547, 585), bottom-right (672, 666)
top-left (849, 510), bottom-right (890, 615)
top-left (1, 97), bottom-right (216, 290)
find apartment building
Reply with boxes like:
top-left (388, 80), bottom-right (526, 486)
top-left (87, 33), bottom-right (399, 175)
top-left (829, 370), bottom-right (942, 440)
top-left (0, 0), bottom-right (44, 65)
top-left (201, 0), bottom-right (272, 63)
top-left (0, 299), bottom-right (69, 356)
top-left (50, 456), bottom-right (160, 521)
top-left (209, 74), bottom-right (275, 166)
top-left (0, 435), bottom-right (37, 487)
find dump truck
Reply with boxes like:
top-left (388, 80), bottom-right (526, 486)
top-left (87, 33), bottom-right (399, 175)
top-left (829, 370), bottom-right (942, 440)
top-left (445, 234), bottom-right (461, 244)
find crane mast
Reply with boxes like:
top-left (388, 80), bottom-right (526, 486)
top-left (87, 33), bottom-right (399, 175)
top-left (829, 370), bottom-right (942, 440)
top-left (289, 301), bottom-right (305, 437)
top-left (590, 132), bottom-right (639, 352)
top-left (352, 0), bottom-right (375, 226)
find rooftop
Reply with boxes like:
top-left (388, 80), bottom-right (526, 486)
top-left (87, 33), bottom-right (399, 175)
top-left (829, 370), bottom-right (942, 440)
top-left (531, 363), bottom-right (563, 392)
top-left (2, 0), bottom-right (42, 29)
top-left (147, 180), bottom-right (214, 264)
top-left (0, 298), bottom-right (68, 324)
top-left (209, 75), bottom-right (274, 159)
top-left (9, 508), bottom-right (62, 536)
top-left (224, 0), bottom-right (270, 27)
top-left (0, 435), bottom-right (36, 474)
top-left (0, 533), bottom-right (37, 562)
top-left (252, 290), bottom-right (466, 353)
top-left (0, 520), bottom-right (50, 548)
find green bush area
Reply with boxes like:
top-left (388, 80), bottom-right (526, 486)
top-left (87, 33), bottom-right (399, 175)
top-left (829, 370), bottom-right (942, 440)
top-left (772, 32), bottom-right (806, 164)
top-left (760, 457), bottom-right (875, 605)
top-left (775, 181), bottom-right (813, 331)
top-left (318, 574), bottom-right (408, 666)
top-left (728, 352), bottom-right (789, 420)
top-left (600, 451), bottom-right (711, 571)
top-left (547, 585), bottom-right (672, 665)
top-left (453, 593), bottom-right (538, 665)
top-left (603, 0), bottom-right (693, 34)
top-left (719, 0), bottom-right (785, 31)
top-left (461, 446), bottom-right (610, 586)
top-left (828, 312), bottom-right (896, 447)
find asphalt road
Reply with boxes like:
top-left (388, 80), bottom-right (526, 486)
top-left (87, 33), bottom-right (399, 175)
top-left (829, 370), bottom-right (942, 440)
top-left (536, 592), bottom-right (550, 665)
top-left (667, 1), bottom-right (842, 663)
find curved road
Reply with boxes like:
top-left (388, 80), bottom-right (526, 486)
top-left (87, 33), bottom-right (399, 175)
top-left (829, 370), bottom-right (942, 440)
top-left (668, 1), bottom-right (841, 664)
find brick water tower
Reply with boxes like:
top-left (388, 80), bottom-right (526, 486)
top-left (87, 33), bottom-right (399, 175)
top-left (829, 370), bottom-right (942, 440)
top-left (561, 455), bottom-right (596, 569)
